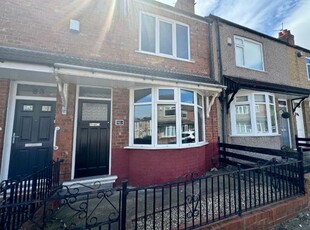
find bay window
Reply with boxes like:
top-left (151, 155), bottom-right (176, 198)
top-left (131, 88), bottom-right (205, 147)
top-left (231, 92), bottom-right (277, 136)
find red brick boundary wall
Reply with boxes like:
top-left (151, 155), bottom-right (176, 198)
top-left (198, 174), bottom-right (310, 230)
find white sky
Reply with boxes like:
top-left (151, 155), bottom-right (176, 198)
top-left (157, 0), bottom-right (310, 50)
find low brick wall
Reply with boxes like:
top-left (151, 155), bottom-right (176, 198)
top-left (198, 174), bottom-right (310, 230)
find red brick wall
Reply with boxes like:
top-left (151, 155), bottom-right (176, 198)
top-left (0, 79), bottom-right (9, 165)
top-left (54, 84), bottom-right (76, 181)
top-left (0, 0), bottom-right (210, 76)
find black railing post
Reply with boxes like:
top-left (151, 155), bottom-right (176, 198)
top-left (30, 166), bottom-right (38, 215)
top-left (237, 164), bottom-right (242, 216)
top-left (121, 180), bottom-right (128, 230)
top-left (297, 147), bottom-right (305, 194)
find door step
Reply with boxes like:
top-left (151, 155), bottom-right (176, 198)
top-left (63, 175), bottom-right (118, 190)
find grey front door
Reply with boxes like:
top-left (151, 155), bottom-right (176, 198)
top-left (75, 100), bottom-right (110, 178)
top-left (279, 100), bottom-right (291, 147)
top-left (9, 100), bottom-right (56, 179)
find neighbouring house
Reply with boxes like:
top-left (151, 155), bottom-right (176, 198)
top-left (281, 29), bottom-right (310, 140)
top-left (0, 0), bottom-right (224, 186)
top-left (208, 15), bottom-right (310, 150)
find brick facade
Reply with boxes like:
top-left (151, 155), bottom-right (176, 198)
top-left (0, 0), bottom-right (210, 76)
top-left (0, 0), bottom-right (220, 186)
top-left (0, 80), bottom-right (9, 164)
top-left (287, 46), bottom-right (310, 138)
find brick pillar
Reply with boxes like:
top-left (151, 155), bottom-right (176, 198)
top-left (53, 84), bottom-right (76, 182)
top-left (0, 79), bottom-right (9, 166)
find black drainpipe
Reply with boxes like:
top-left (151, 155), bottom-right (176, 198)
top-left (214, 17), bottom-right (226, 144)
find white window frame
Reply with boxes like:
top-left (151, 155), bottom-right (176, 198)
top-left (306, 57), bottom-right (310, 80)
top-left (139, 12), bottom-right (191, 61)
top-left (234, 36), bottom-right (265, 71)
top-left (129, 87), bottom-right (205, 148)
top-left (231, 92), bottom-right (278, 136)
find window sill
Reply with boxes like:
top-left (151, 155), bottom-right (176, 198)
top-left (124, 141), bottom-right (208, 150)
top-left (236, 65), bottom-right (266, 73)
top-left (136, 50), bottom-right (195, 63)
top-left (230, 133), bottom-right (281, 137)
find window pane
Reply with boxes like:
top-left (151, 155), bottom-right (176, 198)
top-left (307, 63), bottom-right (310, 79)
top-left (269, 95), bottom-right (274, 104)
top-left (270, 104), bottom-right (277, 133)
top-left (158, 104), bottom-right (176, 144)
top-left (79, 87), bottom-right (111, 98)
top-left (141, 14), bottom-right (155, 53)
top-left (235, 38), bottom-right (243, 45)
top-left (159, 89), bottom-right (174, 100)
top-left (197, 94), bottom-right (203, 106)
top-left (134, 105), bottom-right (152, 144)
top-left (181, 105), bottom-right (195, 143)
top-left (236, 96), bottom-right (248, 102)
top-left (235, 46), bottom-right (244, 67)
top-left (181, 90), bottom-right (194, 104)
top-left (236, 105), bottom-right (251, 134)
top-left (244, 40), bottom-right (263, 70)
top-left (134, 89), bottom-right (152, 103)
top-left (82, 103), bottom-right (108, 121)
top-left (256, 104), bottom-right (268, 133)
top-left (198, 107), bottom-right (203, 142)
top-left (176, 24), bottom-right (189, 59)
top-left (159, 21), bottom-right (173, 55)
top-left (255, 94), bottom-right (266, 102)
top-left (17, 84), bottom-right (57, 97)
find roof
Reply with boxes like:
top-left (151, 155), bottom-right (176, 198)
top-left (0, 45), bottom-right (222, 86)
top-left (224, 75), bottom-right (310, 97)
top-left (208, 15), bottom-right (310, 54)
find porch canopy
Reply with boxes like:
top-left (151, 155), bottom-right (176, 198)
top-left (224, 75), bottom-right (310, 112)
top-left (0, 45), bottom-right (225, 114)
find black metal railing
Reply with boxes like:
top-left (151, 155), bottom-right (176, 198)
top-left (5, 143), bottom-right (305, 229)
top-left (295, 135), bottom-right (310, 151)
top-left (124, 159), bottom-right (304, 229)
top-left (42, 158), bottom-right (304, 229)
top-left (0, 159), bottom-right (63, 230)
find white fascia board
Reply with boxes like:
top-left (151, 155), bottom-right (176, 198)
top-left (0, 61), bottom-right (53, 73)
top-left (54, 63), bottom-right (224, 93)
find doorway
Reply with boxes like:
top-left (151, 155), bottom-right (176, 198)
top-left (294, 101), bottom-right (305, 138)
top-left (9, 100), bottom-right (56, 178)
top-left (278, 99), bottom-right (291, 147)
top-left (74, 100), bottom-right (111, 178)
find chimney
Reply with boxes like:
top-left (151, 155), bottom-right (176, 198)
top-left (175, 0), bottom-right (195, 14)
top-left (278, 29), bottom-right (295, 46)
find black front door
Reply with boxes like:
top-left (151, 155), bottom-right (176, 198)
top-left (9, 100), bottom-right (56, 179)
top-left (75, 100), bottom-right (111, 178)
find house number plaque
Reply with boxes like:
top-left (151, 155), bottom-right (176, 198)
top-left (115, 120), bottom-right (124, 125)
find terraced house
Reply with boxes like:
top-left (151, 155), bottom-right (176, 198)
top-left (0, 0), bottom-right (224, 186)
top-left (208, 15), bottom-right (310, 150)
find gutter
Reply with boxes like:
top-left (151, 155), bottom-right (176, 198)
top-left (54, 63), bottom-right (225, 91)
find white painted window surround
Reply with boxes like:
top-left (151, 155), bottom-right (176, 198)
top-left (139, 12), bottom-right (190, 61)
top-left (130, 87), bottom-right (205, 148)
top-left (306, 57), bottom-right (310, 80)
top-left (234, 36), bottom-right (264, 71)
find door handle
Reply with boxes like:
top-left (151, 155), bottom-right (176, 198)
top-left (53, 126), bottom-right (60, 150)
top-left (12, 132), bottom-right (20, 144)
